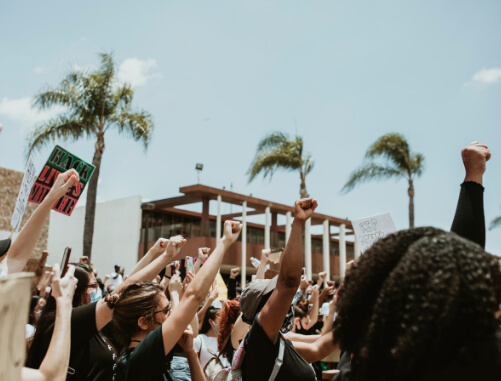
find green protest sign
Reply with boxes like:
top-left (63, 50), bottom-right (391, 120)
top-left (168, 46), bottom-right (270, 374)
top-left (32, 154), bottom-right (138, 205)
top-left (28, 146), bottom-right (95, 216)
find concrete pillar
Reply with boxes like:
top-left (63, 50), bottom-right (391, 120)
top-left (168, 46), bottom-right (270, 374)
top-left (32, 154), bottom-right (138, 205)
top-left (264, 206), bottom-right (270, 249)
top-left (304, 218), bottom-right (312, 280)
top-left (285, 211), bottom-right (292, 244)
top-left (339, 224), bottom-right (346, 280)
top-left (322, 219), bottom-right (330, 280)
top-left (354, 236), bottom-right (361, 260)
top-left (216, 195), bottom-right (222, 244)
top-left (241, 201), bottom-right (247, 288)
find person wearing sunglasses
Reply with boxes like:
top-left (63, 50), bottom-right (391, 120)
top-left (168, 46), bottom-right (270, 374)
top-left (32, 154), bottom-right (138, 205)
top-left (107, 221), bottom-right (242, 381)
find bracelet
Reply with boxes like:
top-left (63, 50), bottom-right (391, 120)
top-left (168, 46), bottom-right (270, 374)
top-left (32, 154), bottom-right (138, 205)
top-left (165, 275), bottom-right (171, 279)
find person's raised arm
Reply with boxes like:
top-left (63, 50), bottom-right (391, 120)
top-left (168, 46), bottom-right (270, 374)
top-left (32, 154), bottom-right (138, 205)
top-left (161, 221), bottom-right (242, 355)
top-left (260, 198), bottom-right (317, 343)
top-left (451, 142), bottom-right (490, 248)
top-left (302, 285), bottom-right (319, 330)
top-left (255, 249), bottom-right (270, 280)
top-left (22, 264), bottom-right (78, 381)
top-left (128, 238), bottom-right (169, 277)
top-left (193, 247), bottom-right (210, 274)
top-left (6, 169), bottom-right (79, 274)
top-left (97, 236), bottom-right (186, 331)
top-left (227, 267), bottom-right (240, 300)
top-left (177, 325), bottom-right (205, 381)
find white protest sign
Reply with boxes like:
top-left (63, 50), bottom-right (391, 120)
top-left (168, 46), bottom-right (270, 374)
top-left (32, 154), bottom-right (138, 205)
top-left (352, 212), bottom-right (396, 253)
top-left (11, 156), bottom-right (38, 231)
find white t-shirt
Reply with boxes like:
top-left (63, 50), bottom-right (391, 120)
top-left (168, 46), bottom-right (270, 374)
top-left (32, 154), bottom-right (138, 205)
top-left (193, 333), bottom-right (230, 370)
top-left (108, 272), bottom-right (123, 288)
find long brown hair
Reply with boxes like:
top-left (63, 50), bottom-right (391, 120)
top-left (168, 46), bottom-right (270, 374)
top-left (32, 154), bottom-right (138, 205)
top-left (106, 282), bottom-right (164, 345)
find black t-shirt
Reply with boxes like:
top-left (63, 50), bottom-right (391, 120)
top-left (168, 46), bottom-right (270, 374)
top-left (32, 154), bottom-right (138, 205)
top-left (115, 326), bottom-right (174, 381)
top-left (241, 314), bottom-right (316, 381)
top-left (27, 302), bottom-right (118, 381)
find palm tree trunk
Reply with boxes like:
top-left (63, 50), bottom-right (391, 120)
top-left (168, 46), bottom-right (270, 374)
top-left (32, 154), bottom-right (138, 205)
top-left (300, 171), bottom-right (309, 198)
top-left (408, 179), bottom-right (414, 229)
top-left (83, 134), bottom-right (105, 259)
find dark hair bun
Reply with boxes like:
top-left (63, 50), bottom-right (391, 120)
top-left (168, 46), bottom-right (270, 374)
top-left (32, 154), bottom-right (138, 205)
top-left (105, 293), bottom-right (120, 308)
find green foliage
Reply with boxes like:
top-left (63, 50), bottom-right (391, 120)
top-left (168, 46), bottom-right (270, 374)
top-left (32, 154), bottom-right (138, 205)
top-left (247, 131), bottom-right (314, 182)
top-left (489, 215), bottom-right (501, 230)
top-left (342, 133), bottom-right (424, 193)
top-left (27, 52), bottom-right (153, 158)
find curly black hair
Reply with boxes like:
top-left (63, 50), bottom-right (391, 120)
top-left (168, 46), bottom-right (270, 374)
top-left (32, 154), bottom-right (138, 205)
top-left (333, 227), bottom-right (501, 381)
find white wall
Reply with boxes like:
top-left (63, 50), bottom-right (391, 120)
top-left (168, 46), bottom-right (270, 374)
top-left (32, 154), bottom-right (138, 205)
top-left (47, 195), bottom-right (142, 279)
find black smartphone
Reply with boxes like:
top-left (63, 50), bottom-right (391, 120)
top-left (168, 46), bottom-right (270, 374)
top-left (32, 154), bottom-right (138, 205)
top-left (271, 248), bottom-right (284, 254)
top-left (61, 247), bottom-right (71, 277)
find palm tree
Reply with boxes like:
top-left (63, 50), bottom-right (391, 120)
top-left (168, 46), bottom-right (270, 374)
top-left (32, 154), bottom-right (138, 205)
top-left (342, 133), bottom-right (424, 228)
top-left (27, 53), bottom-right (153, 259)
top-left (490, 213), bottom-right (501, 230)
top-left (247, 131), bottom-right (314, 198)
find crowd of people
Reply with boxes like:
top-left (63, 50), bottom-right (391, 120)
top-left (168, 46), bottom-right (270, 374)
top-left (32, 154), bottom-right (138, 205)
top-left (0, 141), bottom-right (500, 381)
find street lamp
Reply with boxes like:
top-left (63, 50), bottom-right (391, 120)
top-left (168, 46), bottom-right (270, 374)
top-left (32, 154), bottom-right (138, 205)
top-left (195, 163), bottom-right (203, 183)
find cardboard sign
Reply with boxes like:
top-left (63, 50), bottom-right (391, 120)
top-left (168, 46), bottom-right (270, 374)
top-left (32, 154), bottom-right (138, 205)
top-left (28, 145), bottom-right (95, 216)
top-left (0, 273), bottom-right (34, 381)
top-left (11, 156), bottom-right (38, 231)
top-left (352, 212), bottom-right (396, 253)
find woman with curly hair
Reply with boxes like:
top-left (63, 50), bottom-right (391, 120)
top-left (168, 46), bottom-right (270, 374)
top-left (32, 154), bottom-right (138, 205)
top-left (332, 227), bottom-right (501, 381)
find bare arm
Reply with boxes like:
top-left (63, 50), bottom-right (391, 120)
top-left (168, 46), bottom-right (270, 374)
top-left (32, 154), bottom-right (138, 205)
top-left (193, 247), bottom-right (210, 274)
top-left (259, 199), bottom-right (318, 343)
top-left (293, 331), bottom-right (338, 364)
top-left (302, 285), bottom-right (319, 330)
top-left (178, 326), bottom-right (205, 381)
top-left (231, 313), bottom-right (250, 349)
top-left (197, 287), bottom-right (218, 326)
top-left (6, 169), bottom-right (79, 274)
top-left (287, 332), bottom-right (320, 344)
top-left (255, 249), bottom-right (270, 280)
top-left (129, 238), bottom-right (169, 277)
top-left (161, 221), bottom-right (242, 355)
top-left (321, 298), bottom-right (336, 335)
top-left (22, 264), bottom-right (77, 381)
top-left (95, 236), bottom-right (184, 331)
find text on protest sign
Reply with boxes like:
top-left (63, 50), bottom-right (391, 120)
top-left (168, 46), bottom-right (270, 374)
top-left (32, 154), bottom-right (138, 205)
top-left (11, 157), bottom-right (38, 231)
top-left (28, 146), bottom-right (95, 216)
top-left (352, 212), bottom-right (396, 253)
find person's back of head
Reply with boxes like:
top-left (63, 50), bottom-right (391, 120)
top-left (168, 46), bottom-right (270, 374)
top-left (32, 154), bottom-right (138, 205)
top-left (333, 227), bottom-right (501, 381)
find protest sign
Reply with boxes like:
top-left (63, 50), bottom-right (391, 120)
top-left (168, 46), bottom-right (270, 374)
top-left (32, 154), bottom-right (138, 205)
top-left (352, 212), bottom-right (396, 253)
top-left (28, 145), bottom-right (95, 216)
top-left (11, 156), bottom-right (37, 231)
top-left (0, 273), bottom-right (34, 381)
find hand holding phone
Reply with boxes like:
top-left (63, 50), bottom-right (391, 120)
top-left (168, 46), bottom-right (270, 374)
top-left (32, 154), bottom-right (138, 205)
top-left (61, 247), bottom-right (72, 277)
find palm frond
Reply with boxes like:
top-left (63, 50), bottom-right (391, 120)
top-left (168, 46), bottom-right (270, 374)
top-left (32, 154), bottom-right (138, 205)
top-left (247, 149), bottom-right (303, 182)
top-left (341, 163), bottom-right (403, 193)
top-left (410, 152), bottom-right (425, 178)
top-left (256, 131), bottom-right (290, 153)
top-left (489, 216), bottom-right (501, 230)
top-left (365, 133), bottom-right (411, 171)
top-left (108, 109), bottom-right (153, 149)
top-left (26, 116), bottom-right (91, 159)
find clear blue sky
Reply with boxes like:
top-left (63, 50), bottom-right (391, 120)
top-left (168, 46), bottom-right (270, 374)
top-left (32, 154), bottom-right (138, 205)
top-left (1, 0), bottom-right (500, 253)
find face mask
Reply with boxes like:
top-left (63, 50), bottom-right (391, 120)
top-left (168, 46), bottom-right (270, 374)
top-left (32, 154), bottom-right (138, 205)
top-left (212, 323), bottom-right (220, 336)
top-left (90, 287), bottom-right (102, 303)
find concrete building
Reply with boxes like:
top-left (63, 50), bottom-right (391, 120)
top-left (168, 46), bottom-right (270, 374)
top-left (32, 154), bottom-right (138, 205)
top-left (140, 184), bottom-right (358, 284)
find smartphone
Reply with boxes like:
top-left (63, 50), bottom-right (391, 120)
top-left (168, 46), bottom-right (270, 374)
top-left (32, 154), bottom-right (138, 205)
top-left (186, 256), bottom-right (194, 274)
top-left (302, 267), bottom-right (306, 277)
top-left (61, 247), bottom-right (71, 277)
